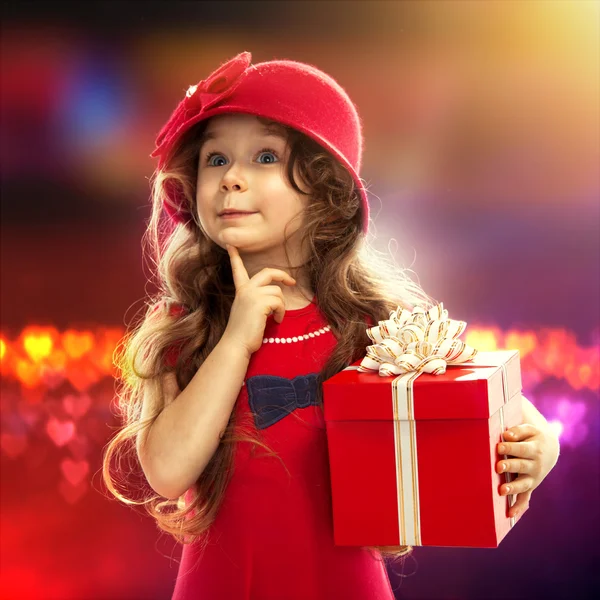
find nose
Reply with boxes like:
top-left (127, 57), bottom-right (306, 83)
top-left (221, 182), bottom-right (242, 192)
top-left (220, 165), bottom-right (247, 193)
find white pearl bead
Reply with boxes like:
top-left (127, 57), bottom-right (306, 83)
top-left (261, 325), bottom-right (331, 344)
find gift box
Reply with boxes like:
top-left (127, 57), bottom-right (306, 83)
top-left (323, 304), bottom-right (523, 548)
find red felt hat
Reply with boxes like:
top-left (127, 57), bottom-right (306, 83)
top-left (150, 51), bottom-right (369, 234)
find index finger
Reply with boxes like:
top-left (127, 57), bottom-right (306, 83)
top-left (503, 424), bottom-right (538, 442)
top-left (226, 244), bottom-right (249, 289)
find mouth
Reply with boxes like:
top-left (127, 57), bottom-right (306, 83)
top-left (219, 212), bottom-right (258, 219)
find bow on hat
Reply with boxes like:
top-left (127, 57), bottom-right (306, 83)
top-left (151, 51), bottom-right (252, 166)
top-left (246, 373), bottom-right (320, 430)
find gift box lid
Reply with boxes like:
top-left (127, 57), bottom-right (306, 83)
top-left (323, 349), bottom-right (522, 422)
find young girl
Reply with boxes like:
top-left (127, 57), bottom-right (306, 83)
top-left (103, 51), bottom-right (560, 599)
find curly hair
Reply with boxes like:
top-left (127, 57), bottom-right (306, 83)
top-left (101, 114), bottom-right (437, 565)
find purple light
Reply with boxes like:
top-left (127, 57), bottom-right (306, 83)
top-left (548, 397), bottom-right (588, 448)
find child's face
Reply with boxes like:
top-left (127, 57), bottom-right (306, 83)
top-left (195, 114), bottom-right (310, 257)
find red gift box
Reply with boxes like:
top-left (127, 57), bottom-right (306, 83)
top-left (323, 349), bottom-right (523, 548)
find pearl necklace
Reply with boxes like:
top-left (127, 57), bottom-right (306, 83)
top-left (262, 325), bottom-right (331, 344)
top-left (240, 324), bottom-right (332, 386)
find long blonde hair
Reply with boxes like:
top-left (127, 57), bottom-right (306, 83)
top-left (102, 114), bottom-right (437, 564)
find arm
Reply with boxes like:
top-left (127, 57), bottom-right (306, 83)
top-left (521, 395), bottom-right (556, 436)
top-left (137, 334), bottom-right (250, 500)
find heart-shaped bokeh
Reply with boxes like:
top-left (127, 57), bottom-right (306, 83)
top-left (16, 400), bottom-right (42, 429)
top-left (60, 458), bottom-right (90, 486)
top-left (66, 360), bottom-right (101, 392)
top-left (39, 364), bottom-right (66, 390)
top-left (15, 360), bottom-right (42, 388)
top-left (67, 433), bottom-right (90, 460)
top-left (0, 433), bottom-right (28, 458)
top-left (58, 477), bottom-right (88, 505)
top-left (43, 396), bottom-right (68, 420)
top-left (63, 393), bottom-right (92, 420)
top-left (62, 330), bottom-right (94, 360)
top-left (22, 331), bottom-right (54, 362)
top-left (91, 327), bottom-right (124, 375)
top-left (46, 416), bottom-right (76, 447)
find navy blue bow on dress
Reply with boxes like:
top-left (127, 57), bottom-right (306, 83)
top-left (246, 373), bottom-right (320, 429)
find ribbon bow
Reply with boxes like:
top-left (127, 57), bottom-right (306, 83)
top-left (151, 51), bottom-right (252, 165)
top-left (358, 302), bottom-right (478, 377)
top-left (246, 373), bottom-right (320, 430)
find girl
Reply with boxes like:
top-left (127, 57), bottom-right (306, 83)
top-left (103, 51), bottom-right (560, 599)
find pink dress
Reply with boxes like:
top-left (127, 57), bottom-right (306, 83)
top-left (166, 298), bottom-right (394, 600)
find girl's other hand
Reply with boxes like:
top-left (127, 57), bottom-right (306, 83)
top-left (223, 244), bottom-right (297, 358)
top-left (496, 422), bottom-right (560, 519)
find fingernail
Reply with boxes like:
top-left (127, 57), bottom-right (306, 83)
top-left (504, 486), bottom-right (511, 494)
top-left (501, 463), bottom-right (507, 471)
top-left (498, 444), bottom-right (506, 453)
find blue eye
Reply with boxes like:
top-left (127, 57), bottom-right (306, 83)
top-left (204, 147), bottom-right (280, 167)
top-left (256, 148), bottom-right (279, 164)
top-left (205, 153), bottom-right (226, 167)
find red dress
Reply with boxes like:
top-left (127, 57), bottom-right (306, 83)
top-left (165, 298), bottom-right (394, 600)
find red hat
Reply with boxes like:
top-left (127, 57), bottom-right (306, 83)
top-left (150, 51), bottom-right (369, 234)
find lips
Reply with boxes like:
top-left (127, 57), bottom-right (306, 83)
top-left (219, 211), bottom-right (257, 219)
top-left (219, 211), bottom-right (257, 217)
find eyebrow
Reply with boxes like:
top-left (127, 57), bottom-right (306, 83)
top-left (200, 125), bottom-right (287, 146)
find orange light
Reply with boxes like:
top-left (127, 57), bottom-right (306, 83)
top-left (23, 331), bottom-right (54, 363)
top-left (0, 323), bottom-right (597, 392)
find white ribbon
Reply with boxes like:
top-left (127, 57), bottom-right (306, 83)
top-left (347, 302), bottom-right (517, 545)
top-left (357, 303), bottom-right (478, 376)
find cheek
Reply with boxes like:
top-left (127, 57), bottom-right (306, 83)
top-left (195, 182), bottom-right (213, 212)
top-left (196, 177), bottom-right (210, 196)
top-left (262, 174), bottom-right (303, 207)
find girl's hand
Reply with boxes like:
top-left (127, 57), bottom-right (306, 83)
top-left (223, 244), bottom-right (297, 358)
top-left (496, 422), bottom-right (560, 518)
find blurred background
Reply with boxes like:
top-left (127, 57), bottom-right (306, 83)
top-left (1, 1), bottom-right (598, 599)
